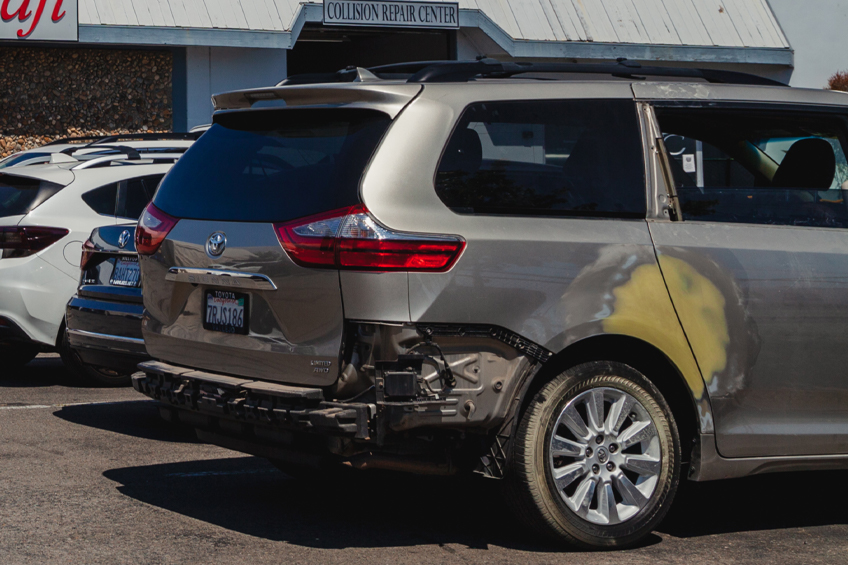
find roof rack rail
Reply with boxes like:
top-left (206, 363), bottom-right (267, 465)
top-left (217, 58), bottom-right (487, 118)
top-left (398, 59), bottom-right (786, 86)
top-left (90, 132), bottom-right (202, 144)
top-left (70, 151), bottom-right (185, 170)
top-left (44, 135), bottom-right (111, 146)
top-left (44, 131), bottom-right (202, 148)
top-left (279, 59), bottom-right (785, 87)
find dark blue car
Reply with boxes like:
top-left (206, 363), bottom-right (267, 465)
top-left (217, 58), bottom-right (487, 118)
top-left (63, 224), bottom-right (147, 386)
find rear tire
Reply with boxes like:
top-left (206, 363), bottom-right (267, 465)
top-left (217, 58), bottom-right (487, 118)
top-left (505, 361), bottom-right (680, 549)
top-left (0, 343), bottom-right (40, 369)
top-left (59, 328), bottom-right (132, 387)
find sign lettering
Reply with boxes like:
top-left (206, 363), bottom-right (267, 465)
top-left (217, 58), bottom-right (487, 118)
top-left (0, 0), bottom-right (77, 41)
top-left (324, 0), bottom-right (459, 29)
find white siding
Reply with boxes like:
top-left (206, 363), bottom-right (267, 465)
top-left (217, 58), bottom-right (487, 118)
top-left (81, 0), bottom-right (789, 48)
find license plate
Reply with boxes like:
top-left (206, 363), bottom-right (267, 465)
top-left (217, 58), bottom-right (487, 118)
top-left (109, 256), bottom-right (140, 287)
top-left (203, 290), bottom-right (249, 335)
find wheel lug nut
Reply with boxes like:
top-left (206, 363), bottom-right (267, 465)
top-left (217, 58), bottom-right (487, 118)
top-left (606, 462), bottom-right (615, 472)
top-left (609, 444), bottom-right (618, 453)
top-left (595, 435), bottom-right (604, 444)
top-left (585, 447), bottom-right (593, 457)
top-left (592, 464), bottom-right (600, 474)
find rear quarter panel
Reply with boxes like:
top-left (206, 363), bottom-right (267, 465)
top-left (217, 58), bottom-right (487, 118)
top-left (358, 82), bottom-right (712, 431)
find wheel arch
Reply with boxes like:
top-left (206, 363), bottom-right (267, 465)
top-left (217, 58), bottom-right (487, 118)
top-left (519, 334), bottom-right (706, 465)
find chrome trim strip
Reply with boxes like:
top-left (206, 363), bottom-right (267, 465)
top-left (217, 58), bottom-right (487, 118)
top-left (165, 267), bottom-right (278, 291)
top-left (67, 329), bottom-right (145, 345)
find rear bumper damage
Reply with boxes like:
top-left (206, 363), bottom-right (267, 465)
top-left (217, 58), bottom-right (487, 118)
top-left (132, 360), bottom-right (374, 440)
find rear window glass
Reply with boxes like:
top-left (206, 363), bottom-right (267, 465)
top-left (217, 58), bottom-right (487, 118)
top-left (153, 109), bottom-right (392, 222)
top-left (0, 174), bottom-right (64, 217)
top-left (435, 99), bottom-right (645, 218)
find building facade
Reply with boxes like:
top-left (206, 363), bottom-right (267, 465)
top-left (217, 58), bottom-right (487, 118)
top-left (0, 0), bottom-right (839, 151)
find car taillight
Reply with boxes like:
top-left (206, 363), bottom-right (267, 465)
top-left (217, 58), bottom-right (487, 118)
top-left (0, 226), bottom-right (69, 258)
top-left (275, 205), bottom-right (465, 272)
top-left (136, 203), bottom-right (178, 256)
top-left (80, 239), bottom-right (97, 271)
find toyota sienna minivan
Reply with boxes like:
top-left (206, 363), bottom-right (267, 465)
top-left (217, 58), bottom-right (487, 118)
top-left (133, 60), bottom-right (848, 549)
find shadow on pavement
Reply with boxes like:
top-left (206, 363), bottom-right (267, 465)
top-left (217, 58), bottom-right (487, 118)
top-left (658, 470), bottom-right (848, 537)
top-left (104, 455), bottom-right (848, 550)
top-left (104, 456), bottom-right (660, 552)
top-left (54, 400), bottom-right (200, 444)
top-left (0, 354), bottom-right (90, 388)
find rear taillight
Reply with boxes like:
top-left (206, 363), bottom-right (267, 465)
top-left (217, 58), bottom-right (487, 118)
top-left (0, 226), bottom-right (69, 258)
top-left (136, 203), bottom-right (178, 256)
top-left (275, 205), bottom-right (465, 272)
top-left (80, 239), bottom-right (97, 271)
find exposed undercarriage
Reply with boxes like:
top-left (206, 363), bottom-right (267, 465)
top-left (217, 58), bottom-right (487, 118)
top-left (133, 322), bottom-right (549, 476)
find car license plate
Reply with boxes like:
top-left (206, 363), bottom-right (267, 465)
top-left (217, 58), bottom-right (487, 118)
top-left (204, 290), bottom-right (249, 335)
top-left (109, 256), bottom-right (140, 287)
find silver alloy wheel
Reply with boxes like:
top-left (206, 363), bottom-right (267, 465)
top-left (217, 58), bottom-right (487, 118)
top-left (548, 387), bottom-right (661, 526)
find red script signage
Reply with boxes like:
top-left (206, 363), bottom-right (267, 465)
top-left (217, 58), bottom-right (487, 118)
top-left (0, 0), bottom-right (77, 41)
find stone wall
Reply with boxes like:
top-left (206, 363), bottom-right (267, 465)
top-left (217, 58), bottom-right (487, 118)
top-left (0, 47), bottom-right (172, 159)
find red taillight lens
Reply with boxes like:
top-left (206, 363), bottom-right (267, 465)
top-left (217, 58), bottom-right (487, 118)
top-left (80, 239), bottom-right (97, 271)
top-left (136, 203), bottom-right (178, 256)
top-left (276, 206), bottom-right (355, 268)
top-left (274, 205), bottom-right (465, 272)
top-left (0, 226), bottom-right (69, 258)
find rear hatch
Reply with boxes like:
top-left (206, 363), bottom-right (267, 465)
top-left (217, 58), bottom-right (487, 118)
top-left (79, 224), bottom-right (141, 302)
top-left (139, 102), bottom-right (406, 386)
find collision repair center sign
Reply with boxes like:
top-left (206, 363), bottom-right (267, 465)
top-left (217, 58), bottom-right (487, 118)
top-left (324, 0), bottom-right (459, 29)
top-left (0, 0), bottom-right (77, 41)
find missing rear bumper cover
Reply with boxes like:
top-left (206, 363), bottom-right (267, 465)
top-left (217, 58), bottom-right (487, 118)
top-left (132, 361), bottom-right (374, 440)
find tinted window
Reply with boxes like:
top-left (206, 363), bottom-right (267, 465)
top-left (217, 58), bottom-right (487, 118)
top-left (658, 108), bottom-right (848, 228)
top-left (435, 99), bottom-right (646, 218)
top-left (82, 183), bottom-right (118, 216)
top-left (118, 174), bottom-right (163, 220)
top-left (153, 109), bottom-right (392, 222)
top-left (0, 174), bottom-right (64, 217)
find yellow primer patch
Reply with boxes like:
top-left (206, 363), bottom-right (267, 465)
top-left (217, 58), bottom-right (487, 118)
top-left (657, 255), bottom-right (729, 388)
top-left (602, 261), bottom-right (710, 400)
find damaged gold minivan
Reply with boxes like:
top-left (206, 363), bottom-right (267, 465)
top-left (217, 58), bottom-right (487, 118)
top-left (132, 60), bottom-right (848, 549)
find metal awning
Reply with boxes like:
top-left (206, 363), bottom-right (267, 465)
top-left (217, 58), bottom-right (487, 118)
top-left (77, 0), bottom-right (792, 66)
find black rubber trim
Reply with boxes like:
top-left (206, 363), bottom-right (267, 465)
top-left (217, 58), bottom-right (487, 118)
top-left (416, 323), bottom-right (553, 364)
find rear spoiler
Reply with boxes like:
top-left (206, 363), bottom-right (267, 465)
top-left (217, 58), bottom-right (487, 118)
top-left (211, 83), bottom-right (422, 119)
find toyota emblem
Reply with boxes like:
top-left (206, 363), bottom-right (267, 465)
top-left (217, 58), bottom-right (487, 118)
top-left (206, 232), bottom-right (227, 257)
top-left (118, 230), bottom-right (131, 249)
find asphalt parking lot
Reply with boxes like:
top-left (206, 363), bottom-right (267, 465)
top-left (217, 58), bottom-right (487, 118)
top-left (0, 354), bottom-right (845, 565)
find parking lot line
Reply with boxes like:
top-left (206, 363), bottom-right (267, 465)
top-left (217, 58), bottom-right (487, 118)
top-left (0, 399), bottom-right (153, 411)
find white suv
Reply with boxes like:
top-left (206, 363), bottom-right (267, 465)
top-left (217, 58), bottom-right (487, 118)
top-left (0, 135), bottom-right (198, 368)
